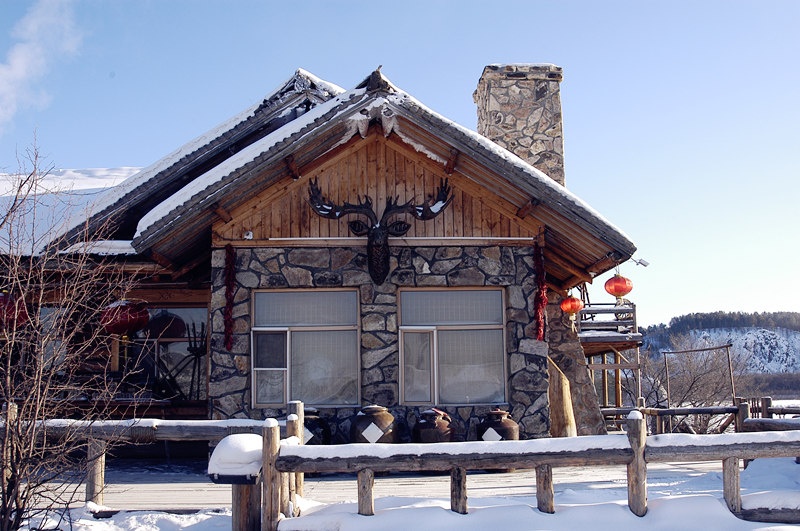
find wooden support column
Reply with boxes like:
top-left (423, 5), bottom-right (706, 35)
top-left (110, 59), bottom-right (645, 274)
top-left (284, 414), bottom-right (299, 516)
top-left (626, 413), bottom-right (647, 517)
top-left (722, 457), bottom-right (741, 514)
top-left (232, 483), bottom-right (261, 531)
top-left (262, 419), bottom-right (280, 531)
top-left (761, 396), bottom-right (773, 419)
top-left (535, 464), bottom-right (554, 513)
top-left (110, 338), bottom-right (120, 372)
top-left (450, 466), bottom-right (468, 514)
top-left (735, 401), bottom-right (750, 433)
top-left (2, 403), bottom-right (17, 486)
top-left (286, 401), bottom-right (305, 498)
top-left (357, 469), bottom-right (375, 516)
top-left (86, 438), bottom-right (107, 505)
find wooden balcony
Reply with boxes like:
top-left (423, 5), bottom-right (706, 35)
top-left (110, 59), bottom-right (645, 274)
top-left (577, 302), bottom-right (643, 410)
top-left (576, 302), bottom-right (643, 356)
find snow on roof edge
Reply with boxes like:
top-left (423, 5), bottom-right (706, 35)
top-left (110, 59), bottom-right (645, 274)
top-left (48, 69), bottom-right (344, 247)
top-left (383, 86), bottom-right (636, 251)
top-left (133, 69), bottom-right (634, 256)
top-left (133, 86), bottom-right (371, 241)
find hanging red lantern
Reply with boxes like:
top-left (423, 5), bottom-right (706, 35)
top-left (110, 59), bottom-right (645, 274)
top-left (0, 291), bottom-right (29, 330)
top-left (560, 295), bottom-right (584, 315)
top-left (101, 300), bottom-right (149, 337)
top-left (560, 294), bottom-right (584, 333)
top-left (604, 274), bottom-right (633, 300)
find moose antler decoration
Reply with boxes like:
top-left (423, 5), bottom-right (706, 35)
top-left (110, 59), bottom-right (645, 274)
top-left (308, 177), bottom-right (454, 284)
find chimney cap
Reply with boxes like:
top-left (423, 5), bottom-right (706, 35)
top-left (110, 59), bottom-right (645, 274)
top-left (481, 63), bottom-right (563, 81)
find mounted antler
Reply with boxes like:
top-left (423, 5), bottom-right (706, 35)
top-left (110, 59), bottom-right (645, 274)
top-left (308, 177), bottom-right (454, 284)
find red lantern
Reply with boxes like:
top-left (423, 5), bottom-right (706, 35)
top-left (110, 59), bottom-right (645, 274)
top-left (604, 274), bottom-right (633, 300)
top-left (101, 300), bottom-right (149, 337)
top-left (560, 294), bottom-right (583, 332)
top-left (560, 296), bottom-right (584, 315)
top-left (0, 291), bottom-right (29, 329)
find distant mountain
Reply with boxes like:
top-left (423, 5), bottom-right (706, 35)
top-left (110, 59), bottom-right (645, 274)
top-left (642, 312), bottom-right (800, 374)
top-left (0, 167), bottom-right (139, 196)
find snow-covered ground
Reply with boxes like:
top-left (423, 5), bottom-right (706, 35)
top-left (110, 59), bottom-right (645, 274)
top-left (30, 453), bottom-right (800, 530)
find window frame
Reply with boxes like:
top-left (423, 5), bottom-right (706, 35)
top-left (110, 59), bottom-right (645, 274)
top-left (250, 288), bottom-right (361, 408)
top-left (399, 287), bottom-right (507, 406)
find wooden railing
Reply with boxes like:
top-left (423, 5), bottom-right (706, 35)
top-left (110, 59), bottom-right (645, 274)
top-left (267, 412), bottom-right (800, 530)
top-left (18, 400), bottom-right (800, 531)
top-left (577, 302), bottom-right (638, 334)
top-left (602, 397), bottom-right (800, 435)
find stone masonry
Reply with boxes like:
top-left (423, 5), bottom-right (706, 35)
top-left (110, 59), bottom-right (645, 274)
top-left (209, 244), bottom-right (551, 442)
top-left (474, 63), bottom-right (565, 186)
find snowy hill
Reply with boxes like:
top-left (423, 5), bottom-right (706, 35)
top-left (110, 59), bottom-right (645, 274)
top-left (644, 326), bottom-right (800, 374)
top-left (687, 327), bottom-right (800, 373)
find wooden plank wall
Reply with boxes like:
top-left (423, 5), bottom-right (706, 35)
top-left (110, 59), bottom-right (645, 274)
top-left (214, 132), bottom-right (541, 244)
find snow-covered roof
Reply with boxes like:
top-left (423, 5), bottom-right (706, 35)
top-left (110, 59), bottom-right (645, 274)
top-left (47, 69), bottom-right (344, 254)
top-left (126, 69), bottom-right (635, 284)
top-left (23, 67), bottom-right (636, 288)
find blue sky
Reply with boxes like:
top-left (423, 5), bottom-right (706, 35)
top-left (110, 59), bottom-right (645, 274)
top-left (0, 0), bottom-right (798, 327)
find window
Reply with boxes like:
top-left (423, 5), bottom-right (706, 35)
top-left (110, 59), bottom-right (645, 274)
top-left (400, 289), bottom-right (506, 405)
top-left (252, 290), bottom-right (359, 407)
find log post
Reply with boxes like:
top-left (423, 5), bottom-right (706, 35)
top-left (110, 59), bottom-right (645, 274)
top-left (86, 438), bottom-right (107, 505)
top-left (761, 396), bottom-right (773, 419)
top-left (285, 413), bottom-right (299, 516)
top-left (2, 402), bottom-right (17, 486)
top-left (626, 411), bottom-right (647, 517)
top-left (262, 419), bottom-right (280, 531)
top-left (735, 401), bottom-right (750, 433)
top-left (286, 401), bottom-right (305, 497)
top-left (535, 464), bottom-right (554, 513)
top-left (233, 483), bottom-right (261, 531)
top-left (357, 469), bottom-right (375, 516)
top-left (722, 456), bottom-right (741, 514)
top-left (450, 466), bottom-right (467, 514)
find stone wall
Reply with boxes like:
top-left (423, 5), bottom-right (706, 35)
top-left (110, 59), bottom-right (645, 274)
top-left (546, 291), bottom-right (607, 435)
top-left (208, 244), bottom-right (551, 440)
top-left (474, 63), bottom-right (565, 186)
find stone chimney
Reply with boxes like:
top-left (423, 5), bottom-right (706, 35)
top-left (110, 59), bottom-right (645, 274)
top-left (474, 64), bottom-right (565, 186)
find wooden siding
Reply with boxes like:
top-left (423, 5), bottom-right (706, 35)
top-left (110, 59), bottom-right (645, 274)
top-left (213, 131), bottom-right (543, 245)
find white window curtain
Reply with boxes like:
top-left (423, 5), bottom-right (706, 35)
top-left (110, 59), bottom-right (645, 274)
top-left (400, 289), bottom-right (505, 406)
top-left (252, 290), bottom-right (359, 407)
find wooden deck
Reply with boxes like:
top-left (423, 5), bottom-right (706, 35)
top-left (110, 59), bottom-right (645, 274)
top-left (95, 458), bottom-right (723, 511)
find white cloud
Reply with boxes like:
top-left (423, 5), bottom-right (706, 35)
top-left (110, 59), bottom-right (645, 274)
top-left (0, 0), bottom-right (82, 135)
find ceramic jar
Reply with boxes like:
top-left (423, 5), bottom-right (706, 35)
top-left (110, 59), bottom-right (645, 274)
top-left (477, 409), bottom-right (519, 441)
top-left (412, 408), bottom-right (454, 443)
top-left (350, 405), bottom-right (398, 444)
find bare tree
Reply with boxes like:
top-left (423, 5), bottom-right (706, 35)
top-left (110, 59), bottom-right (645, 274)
top-left (628, 335), bottom-right (752, 434)
top-left (0, 145), bottom-right (142, 530)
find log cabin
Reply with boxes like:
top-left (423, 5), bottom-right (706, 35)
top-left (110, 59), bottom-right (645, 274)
top-left (32, 64), bottom-right (641, 440)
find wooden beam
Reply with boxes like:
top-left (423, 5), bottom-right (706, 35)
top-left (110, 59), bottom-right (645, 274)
top-left (444, 148), bottom-right (460, 175)
top-left (170, 252), bottom-right (209, 281)
top-left (212, 203), bottom-right (233, 223)
top-left (147, 250), bottom-right (175, 271)
top-left (516, 198), bottom-right (541, 219)
top-left (542, 247), bottom-right (593, 285)
top-left (285, 154), bottom-right (301, 180)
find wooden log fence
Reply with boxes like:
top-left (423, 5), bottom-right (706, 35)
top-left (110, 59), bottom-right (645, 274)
top-left (12, 398), bottom-right (800, 530)
top-left (267, 412), bottom-right (800, 527)
top-left (603, 397), bottom-right (800, 435)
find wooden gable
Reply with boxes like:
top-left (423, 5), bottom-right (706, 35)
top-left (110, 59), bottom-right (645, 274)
top-left (213, 129), bottom-right (544, 246)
